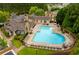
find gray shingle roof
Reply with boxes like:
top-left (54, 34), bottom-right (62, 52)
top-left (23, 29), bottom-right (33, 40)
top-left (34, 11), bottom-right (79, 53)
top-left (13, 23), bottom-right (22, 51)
top-left (12, 15), bottom-right (25, 22)
top-left (28, 15), bottom-right (51, 20)
top-left (5, 15), bottom-right (26, 33)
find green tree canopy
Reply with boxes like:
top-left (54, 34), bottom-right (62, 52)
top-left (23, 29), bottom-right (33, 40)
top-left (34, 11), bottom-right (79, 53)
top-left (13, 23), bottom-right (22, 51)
top-left (0, 38), bottom-right (7, 47)
top-left (56, 3), bottom-right (79, 54)
top-left (56, 7), bottom-right (68, 25)
top-left (35, 8), bottom-right (44, 16)
top-left (62, 11), bottom-right (70, 28)
top-left (29, 6), bottom-right (38, 14)
top-left (0, 3), bottom-right (47, 14)
top-left (29, 6), bottom-right (45, 16)
top-left (0, 11), bottom-right (10, 23)
top-left (73, 17), bottom-right (79, 33)
top-left (56, 4), bottom-right (79, 33)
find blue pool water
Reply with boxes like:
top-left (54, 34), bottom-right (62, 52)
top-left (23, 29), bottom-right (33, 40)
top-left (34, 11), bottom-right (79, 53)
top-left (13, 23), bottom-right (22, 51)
top-left (33, 25), bottom-right (65, 44)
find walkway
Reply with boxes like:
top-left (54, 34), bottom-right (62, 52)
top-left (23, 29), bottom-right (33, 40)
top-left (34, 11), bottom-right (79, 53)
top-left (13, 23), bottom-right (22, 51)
top-left (0, 29), bottom-right (27, 54)
top-left (0, 47), bottom-right (12, 55)
top-left (0, 29), bottom-right (15, 54)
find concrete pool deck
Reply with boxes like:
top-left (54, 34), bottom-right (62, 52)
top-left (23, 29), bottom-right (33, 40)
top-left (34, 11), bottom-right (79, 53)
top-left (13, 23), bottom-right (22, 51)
top-left (24, 23), bottom-right (75, 50)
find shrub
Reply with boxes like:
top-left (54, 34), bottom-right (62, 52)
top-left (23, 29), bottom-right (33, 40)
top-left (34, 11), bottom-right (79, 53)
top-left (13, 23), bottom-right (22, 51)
top-left (0, 38), bottom-right (7, 48)
top-left (12, 39), bottom-right (22, 48)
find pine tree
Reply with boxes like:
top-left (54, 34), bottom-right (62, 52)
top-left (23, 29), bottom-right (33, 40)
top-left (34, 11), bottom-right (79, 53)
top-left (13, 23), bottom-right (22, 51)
top-left (62, 11), bottom-right (70, 28)
top-left (73, 17), bottom-right (79, 33)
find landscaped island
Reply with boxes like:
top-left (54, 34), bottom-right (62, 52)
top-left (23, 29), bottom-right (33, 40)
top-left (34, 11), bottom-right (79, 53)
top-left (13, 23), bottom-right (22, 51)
top-left (0, 3), bottom-right (79, 55)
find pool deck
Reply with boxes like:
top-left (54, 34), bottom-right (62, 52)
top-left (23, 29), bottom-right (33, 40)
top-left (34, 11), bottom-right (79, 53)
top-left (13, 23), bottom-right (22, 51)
top-left (24, 23), bottom-right (75, 50)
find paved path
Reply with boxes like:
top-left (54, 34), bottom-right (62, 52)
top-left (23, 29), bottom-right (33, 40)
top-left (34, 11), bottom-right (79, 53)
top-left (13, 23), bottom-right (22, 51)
top-left (0, 29), bottom-right (26, 54)
top-left (0, 47), bottom-right (13, 55)
top-left (0, 29), bottom-right (15, 54)
top-left (0, 30), bottom-right (14, 47)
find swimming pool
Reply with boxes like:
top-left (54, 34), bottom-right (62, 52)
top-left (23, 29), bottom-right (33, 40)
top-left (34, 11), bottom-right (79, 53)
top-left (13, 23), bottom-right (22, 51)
top-left (33, 25), bottom-right (65, 44)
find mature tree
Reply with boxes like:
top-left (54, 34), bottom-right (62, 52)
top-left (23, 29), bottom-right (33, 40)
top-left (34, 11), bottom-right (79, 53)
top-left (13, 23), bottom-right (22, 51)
top-left (73, 17), bottom-right (79, 33)
top-left (0, 11), bottom-right (10, 23)
top-left (76, 33), bottom-right (79, 39)
top-left (35, 8), bottom-right (44, 16)
top-left (0, 38), bottom-right (7, 47)
top-left (56, 4), bottom-right (79, 54)
top-left (0, 3), bottom-right (48, 14)
top-left (29, 6), bottom-right (38, 14)
top-left (29, 6), bottom-right (45, 16)
top-left (56, 8), bottom-right (68, 25)
top-left (56, 4), bottom-right (79, 32)
top-left (62, 11), bottom-right (70, 28)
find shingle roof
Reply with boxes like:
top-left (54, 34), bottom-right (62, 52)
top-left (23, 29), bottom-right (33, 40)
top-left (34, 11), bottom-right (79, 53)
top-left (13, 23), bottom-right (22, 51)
top-left (28, 15), bottom-right (51, 20)
top-left (12, 15), bottom-right (25, 22)
top-left (5, 15), bottom-right (26, 32)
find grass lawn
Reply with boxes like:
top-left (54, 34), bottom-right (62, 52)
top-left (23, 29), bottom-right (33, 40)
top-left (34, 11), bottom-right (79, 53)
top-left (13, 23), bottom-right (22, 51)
top-left (17, 47), bottom-right (57, 55)
top-left (12, 39), bottom-right (22, 48)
